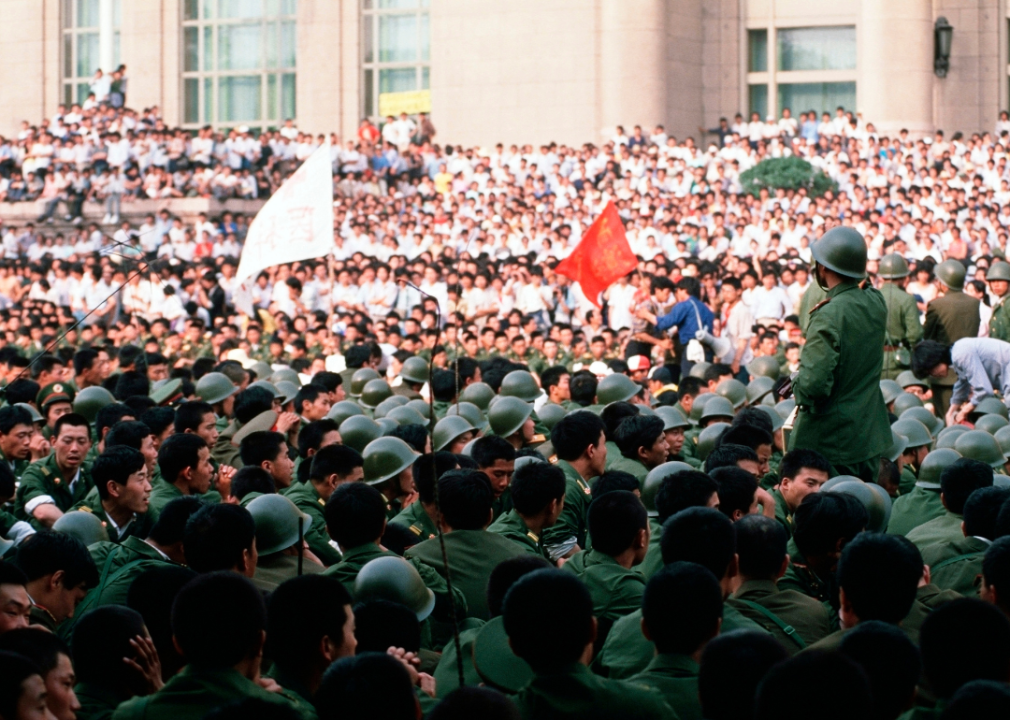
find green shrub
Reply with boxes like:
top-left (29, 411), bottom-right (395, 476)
top-left (739, 156), bottom-right (836, 198)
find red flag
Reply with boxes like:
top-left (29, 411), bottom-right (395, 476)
top-left (555, 201), bottom-right (638, 307)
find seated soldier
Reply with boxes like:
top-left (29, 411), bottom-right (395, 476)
top-left (294, 384), bottom-right (333, 423)
top-left (390, 452), bottom-right (458, 542)
top-left (92, 404), bottom-right (137, 458)
top-left (16, 413), bottom-right (93, 529)
top-left (906, 457), bottom-right (993, 550)
top-left (247, 494), bottom-right (325, 590)
top-left (630, 562), bottom-right (724, 720)
top-left (838, 622), bottom-right (921, 720)
top-left (471, 436), bottom-right (516, 519)
top-left (14, 530), bottom-right (97, 631)
top-left (981, 535), bottom-right (1010, 617)
top-left (0, 405), bottom-right (45, 482)
top-left (0, 562), bottom-right (31, 635)
top-left (704, 443), bottom-right (761, 477)
top-left (295, 418), bottom-right (342, 483)
top-left (75, 446), bottom-right (152, 543)
top-left (503, 568), bottom-right (674, 720)
top-left (719, 424), bottom-right (774, 478)
top-left (104, 420), bottom-right (159, 476)
top-left (698, 631), bottom-right (789, 720)
top-left (768, 449), bottom-right (830, 537)
top-left (315, 653), bottom-right (420, 720)
top-left (183, 504), bottom-right (258, 581)
top-left (709, 466), bottom-right (765, 521)
top-left (610, 415), bottom-right (670, 483)
top-left (0, 627), bottom-right (80, 720)
top-left (755, 651), bottom-right (872, 720)
top-left (488, 460), bottom-right (566, 559)
top-left (601, 402), bottom-right (639, 472)
top-left (147, 433), bottom-right (219, 523)
top-left (240, 431), bottom-right (295, 492)
top-left (230, 466), bottom-right (277, 505)
top-left (638, 469), bottom-right (721, 578)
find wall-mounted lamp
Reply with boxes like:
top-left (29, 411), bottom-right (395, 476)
top-left (934, 16), bottom-right (953, 78)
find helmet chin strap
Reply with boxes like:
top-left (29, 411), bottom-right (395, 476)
top-left (814, 261), bottom-right (830, 291)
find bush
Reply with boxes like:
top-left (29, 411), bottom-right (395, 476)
top-left (739, 156), bottom-right (836, 198)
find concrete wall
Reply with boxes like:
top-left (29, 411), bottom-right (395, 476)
top-left (699, 0), bottom-right (741, 144)
top-left (0, 1), bottom-right (45, 136)
top-left (934, 0), bottom-right (1002, 135)
top-left (296, 0), bottom-right (359, 141)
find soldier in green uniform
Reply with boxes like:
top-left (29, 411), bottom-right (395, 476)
top-left (487, 396), bottom-right (541, 452)
top-left (789, 227), bottom-right (891, 482)
top-left (987, 261), bottom-right (1010, 340)
top-left (361, 436), bottom-right (418, 521)
top-left (768, 449), bottom-right (831, 539)
top-left (15, 414), bottom-right (93, 531)
top-left (247, 494), bottom-right (325, 589)
top-left (891, 417), bottom-right (933, 496)
top-left (488, 460), bottom-right (565, 558)
top-left (390, 452), bottom-right (456, 542)
top-left (877, 253), bottom-right (923, 380)
top-left (0, 404), bottom-right (38, 482)
top-left (16, 529), bottom-right (98, 633)
top-left (36, 382), bottom-right (75, 442)
top-left (887, 447), bottom-right (957, 536)
top-left (608, 415), bottom-right (670, 485)
top-left (922, 259), bottom-right (981, 418)
top-left (147, 433), bottom-right (220, 524)
top-left (393, 356), bottom-right (428, 400)
top-left (72, 446), bottom-right (153, 543)
top-left (905, 456), bottom-right (992, 551)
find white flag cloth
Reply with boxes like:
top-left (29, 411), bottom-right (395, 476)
top-left (235, 141), bottom-right (334, 286)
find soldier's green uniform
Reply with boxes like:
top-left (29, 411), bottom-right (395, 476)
top-left (74, 681), bottom-right (129, 720)
top-left (603, 440), bottom-right (622, 471)
top-left (905, 510), bottom-right (964, 551)
top-left (431, 400), bottom-right (451, 419)
top-left (389, 501), bottom-right (439, 542)
top-left (253, 551), bottom-right (325, 588)
top-left (146, 478), bottom-right (220, 525)
top-left (606, 454), bottom-right (649, 485)
top-left (898, 465), bottom-right (918, 495)
top-left (629, 654), bottom-right (701, 720)
top-left (15, 455), bottom-right (94, 530)
top-left (636, 518), bottom-right (665, 580)
top-left (0, 447), bottom-right (30, 481)
top-left (562, 549), bottom-right (645, 622)
top-left (541, 460), bottom-right (594, 558)
top-left (512, 663), bottom-right (675, 720)
top-left (778, 541), bottom-right (835, 608)
top-left (431, 619), bottom-right (487, 698)
top-left (281, 481), bottom-right (342, 566)
top-left (990, 297), bottom-right (1010, 340)
top-left (727, 579), bottom-right (834, 654)
top-left (769, 487), bottom-right (795, 538)
top-left (877, 255), bottom-right (923, 380)
top-left (212, 420), bottom-right (243, 469)
top-left (488, 509), bottom-right (549, 558)
top-left (923, 260), bottom-right (981, 417)
top-left (71, 486), bottom-right (153, 543)
top-left (797, 281), bottom-right (828, 334)
top-left (920, 535), bottom-right (988, 597)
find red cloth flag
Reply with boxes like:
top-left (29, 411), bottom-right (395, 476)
top-left (554, 201), bottom-right (638, 307)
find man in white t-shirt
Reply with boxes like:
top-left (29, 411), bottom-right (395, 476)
top-left (720, 277), bottom-right (755, 375)
top-left (749, 271), bottom-right (792, 324)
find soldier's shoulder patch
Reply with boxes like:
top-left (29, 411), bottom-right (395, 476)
top-left (809, 298), bottom-right (831, 314)
top-left (408, 525), bottom-right (423, 536)
top-left (318, 498), bottom-right (325, 507)
top-left (78, 506), bottom-right (92, 513)
top-left (526, 530), bottom-right (540, 542)
top-left (549, 455), bottom-right (558, 464)
top-left (40, 465), bottom-right (50, 477)
top-left (530, 434), bottom-right (546, 444)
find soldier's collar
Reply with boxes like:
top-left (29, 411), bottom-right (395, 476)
top-left (914, 481), bottom-right (942, 490)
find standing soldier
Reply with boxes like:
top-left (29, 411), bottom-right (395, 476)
top-left (987, 261), bottom-right (1010, 341)
top-left (877, 254), bottom-right (922, 380)
top-left (922, 259), bottom-right (980, 418)
top-left (788, 227), bottom-right (890, 482)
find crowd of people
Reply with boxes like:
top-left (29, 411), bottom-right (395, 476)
top-left (3, 90), bottom-right (1010, 720)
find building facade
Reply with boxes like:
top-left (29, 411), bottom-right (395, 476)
top-left (0, 0), bottom-right (1006, 145)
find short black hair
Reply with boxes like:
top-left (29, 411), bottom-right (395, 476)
top-left (779, 448), bottom-right (831, 480)
top-left (298, 418), bottom-right (339, 457)
top-left (425, 687), bottom-right (521, 720)
top-left (755, 651), bottom-right (871, 720)
top-left (983, 536), bottom-right (1010, 613)
top-left (964, 487), bottom-right (1010, 539)
top-left (588, 490), bottom-right (647, 556)
top-left (911, 340), bottom-right (952, 379)
top-left (660, 507), bottom-right (735, 579)
top-left (792, 492), bottom-right (868, 559)
top-left (172, 572), bottom-right (266, 669)
top-left (540, 366), bottom-right (570, 395)
top-left (53, 412), bottom-right (90, 438)
top-left (71, 605), bottom-right (149, 688)
top-left (730, 406), bottom-right (774, 435)
top-left (839, 621), bottom-right (921, 720)
top-left (614, 415), bottom-right (665, 460)
top-left (699, 630), bottom-right (789, 720)
top-left (941, 458), bottom-right (994, 514)
top-left (74, 348), bottom-right (99, 375)
top-left (344, 344), bottom-right (373, 370)
top-left (431, 369), bottom-right (458, 402)
top-left (591, 470), bottom-right (640, 498)
top-left (14, 529), bottom-right (98, 589)
top-left (157, 432), bottom-right (207, 484)
top-left (267, 574), bottom-right (352, 673)
top-left (486, 555), bottom-right (552, 619)
top-left (174, 400), bottom-right (215, 433)
top-left (96, 403), bottom-right (135, 439)
top-left (4, 379), bottom-right (39, 406)
top-left (0, 403), bottom-right (33, 434)
top-left (0, 627), bottom-right (69, 675)
top-left (230, 466), bottom-right (275, 501)
top-left (93, 445), bottom-right (146, 501)
top-left (510, 461), bottom-right (565, 517)
top-left (293, 383), bottom-right (327, 415)
top-left (0, 561), bottom-right (27, 588)
top-left (836, 533), bottom-right (922, 623)
top-left (125, 565), bottom-right (198, 678)
top-left (310, 443), bottom-right (363, 484)
top-left (655, 470), bottom-right (718, 523)
top-left (678, 376), bottom-right (703, 398)
top-left (569, 371), bottom-right (598, 405)
top-left (736, 514), bottom-right (787, 578)
top-left (140, 406), bottom-right (176, 438)
top-left (104, 420), bottom-right (152, 451)
top-left (0, 651), bottom-right (43, 720)
top-left (325, 482), bottom-right (386, 549)
top-left (352, 598), bottom-right (420, 654)
top-left (471, 435), bottom-right (516, 469)
top-left (389, 423), bottom-right (428, 453)
top-left (944, 680), bottom-right (1010, 719)
top-left (183, 504), bottom-right (256, 573)
top-left (234, 386), bottom-right (275, 424)
top-left (720, 424), bottom-right (773, 454)
top-left (704, 443), bottom-right (758, 473)
top-left (643, 562), bottom-right (722, 655)
top-left (503, 569), bottom-right (593, 672)
top-left (311, 371), bottom-right (343, 393)
top-left (114, 370), bottom-right (150, 400)
top-left (240, 430), bottom-right (286, 468)
top-left (551, 411), bottom-right (605, 462)
top-left (919, 598), bottom-right (1010, 699)
top-left (440, 470), bottom-right (493, 530)
top-left (703, 363), bottom-right (733, 384)
top-left (412, 451), bottom-right (459, 504)
top-left (148, 496), bottom-right (205, 546)
top-left (709, 466), bottom-right (758, 519)
top-left (601, 402), bottom-right (639, 440)
top-left (315, 652), bottom-right (417, 720)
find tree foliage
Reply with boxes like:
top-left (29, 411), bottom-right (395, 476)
top-left (739, 156), bottom-right (836, 198)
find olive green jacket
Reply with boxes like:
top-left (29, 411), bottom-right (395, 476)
top-left (990, 297), bottom-right (1010, 341)
top-left (629, 653), bottom-right (702, 720)
top-left (390, 500), bottom-right (439, 542)
top-left (562, 549), bottom-right (645, 622)
top-left (146, 478), bottom-right (221, 524)
top-left (488, 509), bottom-right (550, 559)
top-left (607, 454), bottom-right (649, 485)
top-left (541, 459), bottom-right (594, 558)
top-left (880, 282), bottom-right (923, 378)
top-left (74, 681), bottom-right (129, 720)
top-left (728, 579), bottom-right (834, 653)
top-left (919, 534), bottom-right (989, 597)
top-left (905, 511), bottom-right (964, 551)
top-left (71, 486), bottom-right (153, 543)
top-left (887, 484), bottom-right (945, 537)
top-left (281, 481), bottom-right (342, 566)
top-left (512, 663), bottom-right (676, 720)
top-left (15, 454), bottom-right (94, 528)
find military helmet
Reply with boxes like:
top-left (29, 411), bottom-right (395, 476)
top-left (339, 415), bottom-right (383, 453)
top-left (500, 371), bottom-right (541, 403)
top-left (472, 616), bottom-right (533, 693)
top-left (596, 373), bottom-right (640, 406)
top-left (754, 404), bottom-right (785, 432)
top-left (642, 461), bottom-right (694, 517)
top-left (349, 368), bottom-right (381, 398)
top-left (972, 397), bottom-right (1010, 420)
top-left (890, 418), bottom-right (932, 449)
top-left (700, 395), bottom-right (736, 423)
top-left (697, 422), bottom-right (730, 461)
top-left (746, 356), bottom-right (781, 381)
top-left (689, 393), bottom-right (716, 425)
top-left (247, 494), bottom-right (311, 556)
top-left (250, 361), bottom-right (274, 382)
top-left (513, 455), bottom-right (545, 473)
top-left (488, 396), bottom-right (534, 439)
top-left (775, 398), bottom-right (796, 420)
top-left (892, 392), bottom-right (924, 416)
top-left (406, 399), bottom-right (431, 417)
top-left (899, 407), bottom-right (944, 437)
top-left (879, 380), bottom-right (903, 406)
top-left (195, 372), bottom-right (238, 405)
top-left (354, 556), bottom-right (435, 620)
top-left (386, 406), bottom-right (428, 427)
top-left (896, 370), bottom-right (929, 390)
top-left (994, 426), bottom-right (1010, 460)
top-left (248, 379), bottom-right (284, 401)
top-left (654, 406), bottom-right (690, 432)
top-left (747, 376), bottom-right (776, 406)
top-left (885, 429), bottom-right (909, 463)
top-left (150, 378), bottom-right (184, 407)
top-left (362, 436), bottom-right (418, 485)
top-left (459, 382), bottom-right (496, 411)
top-left (327, 400), bottom-right (365, 426)
top-left (433, 415), bottom-right (475, 452)
top-left (447, 402), bottom-right (489, 433)
top-left (535, 403), bottom-right (566, 432)
top-left (987, 261), bottom-right (1010, 283)
top-left (52, 511), bottom-right (109, 546)
top-left (936, 425), bottom-right (970, 450)
top-left (688, 361), bottom-right (711, 380)
top-left (73, 386), bottom-right (116, 423)
top-left (375, 417), bottom-right (400, 436)
top-left (811, 226), bottom-right (867, 279)
top-left (955, 430), bottom-right (1007, 469)
top-left (270, 368), bottom-right (301, 387)
top-left (14, 403), bottom-right (43, 424)
top-left (975, 414), bottom-right (1009, 436)
top-left (359, 379), bottom-right (393, 410)
top-left (373, 397), bottom-right (404, 419)
top-left (934, 259), bottom-right (966, 291)
top-left (715, 379), bottom-right (747, 410)
top-left (274, 381), bottom-right (300, 405)
top-left (917, 448), bottom-right (962, 486)
top-left (400, 356), bottom-right (430, 385)
top-left (878, 253), bottom-right (911, 280)
top-left (823, 477), bottom-right (892, 533)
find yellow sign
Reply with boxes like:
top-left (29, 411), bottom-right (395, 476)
top-left (378, 89), bottom-right (431, 117)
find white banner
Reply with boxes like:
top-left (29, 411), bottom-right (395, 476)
top-left (235, 141), bottom-right (335, 286)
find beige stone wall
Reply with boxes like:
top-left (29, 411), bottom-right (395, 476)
top-left (0, 1), bottom-right (45, 136)
top-left (934, 0), bottom-right (1001, 135)
top-left (699, 0), bottom-right (740, 145)
top-left (296, 0), bottom-right (359, 140)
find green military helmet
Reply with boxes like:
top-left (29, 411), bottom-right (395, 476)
top-left (447, 402), bottom-right (489, 433)
top-left (597, 373), bottom-right (640, 405)
top-left (362, 436), bottom-right (418, 485)
top-left (52, 511), bottom-right (110, 546)
top-left (747, 376), bottom-right (776, 406)
top-left (642, 461), bottom-right (695, 517)
top-left (500, 371), bottom-right (542, 403)
top-left (386, 406), bottom-right (428, 427)
top-left (275, 381), bottom-right (300, 406)
top-left (473, 617), bottom-right (533, 693)
top-left (14, 403), bottom-right (43, 424)
top-left (688, 361), bottom-right (711, 380)
top-left (891, 418), bottom-right (932, 449)
top-left (387, 396), bottom-right (411, 407)
top-left (195, 372), bottom-right (238, 405)
top-left (376, 418), bottom-right (400, 436)
top-left (248, 379), bottom-right (284, 401)
top-left (354, 556), bottom-right (435, 620)
top-left (406, 399), bottom-right (431, 417)
top-left (715, 379), bottom-right (747, 410)
top-left (934, 259), bottom-right (966, 291)
top-left (400, 356), bottom-right (430, 385)
top-left (270, 368), bottom-right (301, 387)
top-left (459, 382), bottom-right (496, 411)
top-left (754, 404), bottom-right (785, 432)
top-left (247, 494), bottom-right (312, 556)
top-left (349, 368), bottom-right (381, 398)
top-left (879, 380), bottom-right (903, 406)
top-left (534, 403), bottom-right (566, 432)
top-left (488, 396), bottom-right (534, 439)
top-left (689, 393), bottom-right (716, 425)
top-left (746, 356), bottom-right (781, 381)
top-left (700, 396), bottom-right (736, 423)
top-left (811, 226), bottom-right (867, 279)
top-left (975, 414), bottom-right (1010, 435)
top-left (654, 406), bottom-right (690, 432)
top-left (899, 407), bottom-right (944, 437)
top-left (892, 392), bottom-right (924, 416)
top-left (972, 397), bottom-right (1010, 420)
top-left (339, 415), bottom-right (383, 453)
top-left (885, 429), bottom-right (909, 463)
top-left (513, 455), bottom-right (545, 473)
top-left (936, 425), bottom-right (970, 450)
top-left (433, 415), bottom-right (475, 452)
top-left (775, 398), bottom-right (796, 420)
top-left (697, 422), bottom-right (730, 461)
top-left (896, 370), bottom-right (929, 391)
top-left (987, 261), bottom-right (1010, 282)
top-left (637, 405), bottom-right (657, 417)
top-left (917, 448), bottom-right (962, 487)
top-left (955, 430), bottom-right (1007, 469)
top-left (72, 386), bottom-right (116, 423)
top-left (823, 477), bottom-right (892, 533)
top-left (373, 397), bottom-right (404, 419)
top-left (327, 400), bottom-right (365, 426)
top-left (994, 425), bottom-right (1010, 460)
top-left (359, 379), bottom-right (393, 410)
top-left (878, 253), bottom-right (911, 280)
top-left (250, 361), bottom-right (274, 381)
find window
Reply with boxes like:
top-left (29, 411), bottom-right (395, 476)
top-left (181, 0), bottom-right (297, 131)
top-left (778, 82), bottom-right (856, 117)
top-left (748, 29), bottom-right (768, 73)
top-left (748, 84), bottom-right (768, 120)
top-left (62, 0), bottom-right (121, 105)
top-left (777, 27), bottom-right (856, 71)
top-left (361, 0), bottom-right (431, 120)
